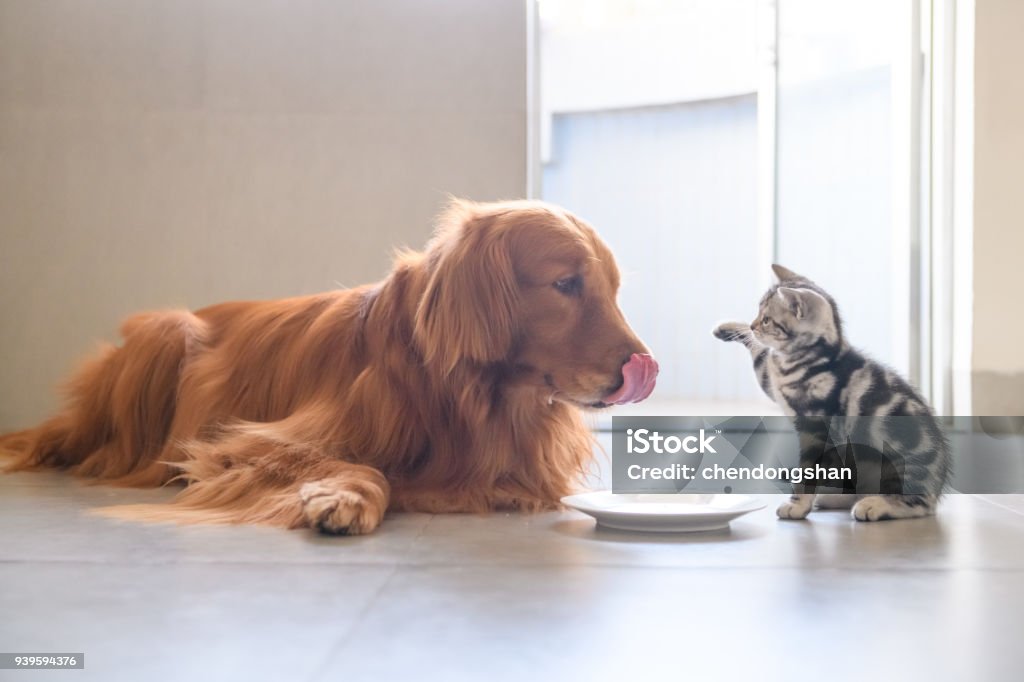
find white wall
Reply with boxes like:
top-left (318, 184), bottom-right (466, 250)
top-left (0, 0), bottom-right (528, 429)
top-left (972, 0), bottom-right (1024, 414)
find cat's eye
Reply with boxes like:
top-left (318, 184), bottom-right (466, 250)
top-left (553, 275), bottom-right (583, 297)
top-left (761, 318), bottom-right (772, 328)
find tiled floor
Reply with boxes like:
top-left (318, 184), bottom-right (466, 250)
top-left (3, 434), bottom-right (1024, 682)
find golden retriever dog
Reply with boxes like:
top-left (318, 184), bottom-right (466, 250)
top-left (0, 199), bottom-right (658, 534)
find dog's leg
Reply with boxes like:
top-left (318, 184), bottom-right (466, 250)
top-left (297, 467), bottom-right (390, 535)
top-left (122, 416), bottom-right (392, 534)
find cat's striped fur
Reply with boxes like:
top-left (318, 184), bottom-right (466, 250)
top-left (713, 264), bottom-right (951, 521)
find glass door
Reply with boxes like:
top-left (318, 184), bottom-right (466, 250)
top-left (536, 0), bottom-right (924, 412)
top-left (774, 0), bottom-right (915, 377)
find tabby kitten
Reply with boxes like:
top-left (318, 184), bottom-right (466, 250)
top-left (713, 264), bottom-right (950, 521)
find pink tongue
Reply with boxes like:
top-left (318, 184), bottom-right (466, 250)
top-left (605, 353), bottom-right (659, 405)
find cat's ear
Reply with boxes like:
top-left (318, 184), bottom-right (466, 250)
top-left (778, 287), bottom-right (827, 320)
top-left (771, 264), bottom-right (801, 282)
top-left (775, 287), bottom-right (802, 316)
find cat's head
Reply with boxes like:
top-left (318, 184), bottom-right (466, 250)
top-left (751, 264), bottom-right (843, 353)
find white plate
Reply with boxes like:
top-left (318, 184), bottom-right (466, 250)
top-left (561, 492), bottom-right (765, 533)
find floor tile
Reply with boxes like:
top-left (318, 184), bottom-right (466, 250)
top-left (0, 478), bottom-right (432, 566)
top-left (0, 561), bottom-right (394, 682)
top-left (4, 455), bottom-right (1024, 682)
top-left (312, 563), bottom-right (1024, 682)
top-left (979, 494), bottom-right (1024, 516)
top-left (405, 494), bottom-right (1024, 571)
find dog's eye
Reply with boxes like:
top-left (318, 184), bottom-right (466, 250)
top-left (553, 275), bottom-right (583, 297)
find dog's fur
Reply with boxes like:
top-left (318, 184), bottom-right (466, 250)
top-left (0, 200), bottom-right (649, 534)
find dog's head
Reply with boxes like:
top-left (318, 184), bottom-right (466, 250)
top-left (414, 199), bottom-right (657, 409)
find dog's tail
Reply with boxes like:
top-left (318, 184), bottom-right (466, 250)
top-left (1, 310), bottom-right (205, 486)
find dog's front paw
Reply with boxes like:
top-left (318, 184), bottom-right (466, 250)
top-left (712, 322), bottom-right (749, 342)
top-left (299, 480), bottom-right (383, 535)
top-left (777, 499), bottom-right (812, 520)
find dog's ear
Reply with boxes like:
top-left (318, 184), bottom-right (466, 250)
top-left (414, 201), bottom-right (518, 372)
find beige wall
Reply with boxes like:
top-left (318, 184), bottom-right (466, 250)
top-left (0, 0), bottom-right (528, 429)
top-left (972, 0), bottom-right (1024, 414)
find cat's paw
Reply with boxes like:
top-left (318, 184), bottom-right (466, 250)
top-left (851, 496), bottom-right (934, 522)
top-left (713, 322), bottom-right (749, 342)
top-left (851, 496), bottom-right (896, 522)
top-left (776, 499), bottom-right (812, 520)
